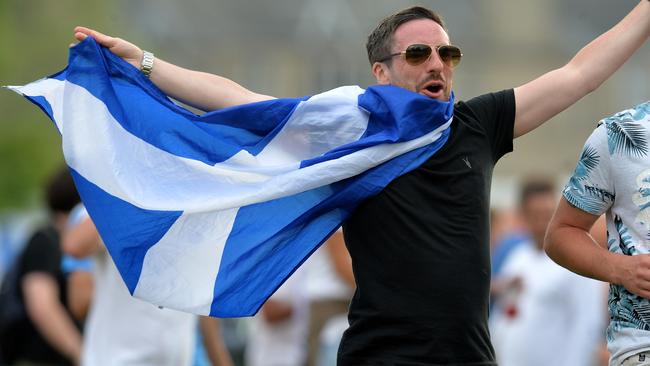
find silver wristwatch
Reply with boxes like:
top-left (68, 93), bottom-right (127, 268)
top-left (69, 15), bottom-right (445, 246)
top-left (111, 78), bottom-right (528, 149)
top-left (140, 50), bottom-right (154, 77)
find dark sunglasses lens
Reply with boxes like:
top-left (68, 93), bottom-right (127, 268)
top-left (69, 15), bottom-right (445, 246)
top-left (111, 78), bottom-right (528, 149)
top-left (404, 44), bottom-right (432, 65)
top-left (438, 45), bottom-right (462, 67)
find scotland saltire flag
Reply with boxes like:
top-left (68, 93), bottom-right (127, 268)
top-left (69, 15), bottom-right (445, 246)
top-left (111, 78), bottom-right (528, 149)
top-left (8, 38), bottom-right (454, 317)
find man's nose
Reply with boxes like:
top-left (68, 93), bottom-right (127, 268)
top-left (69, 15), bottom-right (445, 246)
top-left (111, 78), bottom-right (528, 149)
top-left (425, 50), bottom-right (445, 72)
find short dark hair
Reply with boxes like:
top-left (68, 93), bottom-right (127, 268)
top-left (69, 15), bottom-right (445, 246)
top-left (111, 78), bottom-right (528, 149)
top-left (518, 178), bottom-right (555, 208)
top-left (45, 167), bottom-right (80, 214)
top-left (366, 6), bottom-right (447, 65)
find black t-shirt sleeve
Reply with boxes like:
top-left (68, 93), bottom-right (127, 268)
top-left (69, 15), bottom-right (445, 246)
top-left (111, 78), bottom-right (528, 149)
top-left (462, 89), bottom-right (516, 162)
top-left (20, 228), bottom-right (61, 277)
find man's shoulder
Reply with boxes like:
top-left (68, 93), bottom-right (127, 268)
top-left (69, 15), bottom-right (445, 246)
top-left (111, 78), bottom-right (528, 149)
top-left (601, 101), bottom-right (650, 125)
top-left (596, 100), bottom-right (650, 139)
top-left (452, 89), bottom-right (516, 129)
top-left (456, 89), bottom-right (515, 109)
top-left (22, 226), bottom-right (59, 257)
top-left (590, 100), bottom-right (650, 162)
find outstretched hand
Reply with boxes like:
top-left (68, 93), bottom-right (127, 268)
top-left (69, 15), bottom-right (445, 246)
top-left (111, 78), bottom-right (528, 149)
top-left (72, 26), bottom-right (143, 69)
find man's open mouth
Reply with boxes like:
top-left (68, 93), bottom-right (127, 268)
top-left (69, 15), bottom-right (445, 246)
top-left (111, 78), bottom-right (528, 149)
top-left (421, 82), bottom-right (445, 98)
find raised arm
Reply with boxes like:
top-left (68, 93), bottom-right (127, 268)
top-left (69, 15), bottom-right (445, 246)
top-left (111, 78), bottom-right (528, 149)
top-left (198, 316), bottom-right (234, 366)
top-left (62, 216), bottom-right (103, 258)
top-left (73, 26), bottom-right (275, 112)
top-left (513, 1), bottom-right (650, 138)
top-left (325, 230), bottom-right (355, 289)
top-left (545, 198), bottom-right (650, 299)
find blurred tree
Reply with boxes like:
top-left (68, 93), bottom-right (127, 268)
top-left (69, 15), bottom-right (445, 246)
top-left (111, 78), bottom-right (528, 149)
top-left (0, 0), bottom-right (125, 211)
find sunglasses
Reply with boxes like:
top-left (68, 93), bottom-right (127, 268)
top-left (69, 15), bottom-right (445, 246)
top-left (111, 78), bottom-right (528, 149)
top-left (379, 44), bottom-right (463, 68)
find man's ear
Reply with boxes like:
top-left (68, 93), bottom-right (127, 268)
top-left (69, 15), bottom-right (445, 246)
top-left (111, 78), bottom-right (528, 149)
top-left (372, 62), bottom-right (391, 85)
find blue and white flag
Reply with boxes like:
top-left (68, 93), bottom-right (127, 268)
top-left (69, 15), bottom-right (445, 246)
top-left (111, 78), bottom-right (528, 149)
top-left (9, 38), bottom-right (454, 317)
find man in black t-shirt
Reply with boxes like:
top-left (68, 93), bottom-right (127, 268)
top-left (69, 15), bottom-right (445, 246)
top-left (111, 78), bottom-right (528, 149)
top-left (0, 168), bottom-right (82, 365)
top-left (70, 2), bottom-right (650, 365)
top-left (336, 5), bottom-right (649, 365)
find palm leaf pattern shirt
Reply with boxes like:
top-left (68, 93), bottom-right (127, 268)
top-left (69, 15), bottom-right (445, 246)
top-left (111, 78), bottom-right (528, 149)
top-left (563, 101), bottom-right (650, 361)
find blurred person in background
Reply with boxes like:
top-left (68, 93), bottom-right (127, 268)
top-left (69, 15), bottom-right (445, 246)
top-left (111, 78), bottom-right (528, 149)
top-left (490, 181), bottom-right (565, 309)
top-left (217, 318), bottom-right (247, 366)
top-left (60, 256), bottom-right (93, 325)
top-left (546, 100), bottom-right (650, 366)
top-left (62, 204), bottom-right (95, 325)
top-left (63, 208), bottom-right (233, 366)
top-left (491, 178), bottom-right (606, 366)
top-left (68, 1), bottom-right (650, 364)
top-left (0, 168), bottom-right (82, 365)
top-left (194, 317), bottom-right (234, 366)
top-left (488, 207), bottom-right (528, 317)
top-left (245, 267), bottom-right (308, 366)
top-left (490, 207), bottom-right (529, 280)
top-left (303, 230), bottom-right (354, 366)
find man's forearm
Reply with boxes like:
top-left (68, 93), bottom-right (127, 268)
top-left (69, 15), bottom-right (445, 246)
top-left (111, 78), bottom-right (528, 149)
top-left (72, 27), bottom-right (275, 112)
top-left (545, 224), bottom-right (620, 284)
top-left (149, 57), bottom-right (274, 111)
top-left (546, 199), bottom-right (650, 299)
top-left (513, 1), bottom-right (650, 137)
top-left (568, 0), bottom-right (650, 93)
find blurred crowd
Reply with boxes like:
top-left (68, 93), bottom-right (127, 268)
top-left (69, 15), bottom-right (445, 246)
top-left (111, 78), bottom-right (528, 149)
top-left (0, 168), bottom-right (610, 366)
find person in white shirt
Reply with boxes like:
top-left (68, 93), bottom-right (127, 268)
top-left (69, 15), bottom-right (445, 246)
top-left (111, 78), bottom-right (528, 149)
top-left (63, 205), bottom-right (233, 366)
top-left (492, 179), bottom-right (606, 366)
top-left (246, 267), bottom-right (308, 366)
